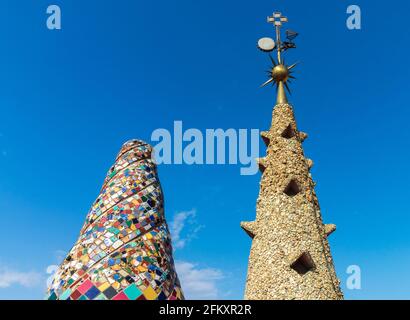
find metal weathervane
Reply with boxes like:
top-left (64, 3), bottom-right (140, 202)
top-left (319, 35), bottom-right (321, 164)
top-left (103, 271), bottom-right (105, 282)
top-left (257, 12), bottom-right (299, 104)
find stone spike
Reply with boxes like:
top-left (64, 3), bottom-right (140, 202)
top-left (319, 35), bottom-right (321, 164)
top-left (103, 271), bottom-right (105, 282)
top-left (306, 159), bottom-right (314, 170)
top-left (325, 224), bottom-right (337, 237)
top-left (240, 221), bottom-right (258, 239)
top-left (257, 157), bottom-right (268, 173)
top-left (299, 131), bottom-right (308, 142)
top-left (260, 131), bottom-right (271, 147)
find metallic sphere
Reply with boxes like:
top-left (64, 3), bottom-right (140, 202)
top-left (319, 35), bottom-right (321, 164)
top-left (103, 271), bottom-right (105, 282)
top-left (271, 64), bottom-right (289, 82)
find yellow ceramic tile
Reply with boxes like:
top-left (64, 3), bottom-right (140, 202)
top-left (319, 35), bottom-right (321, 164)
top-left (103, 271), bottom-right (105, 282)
top-left (98, 282), bottom-right (110, 292)
top-left (137, 266), bottom-right (147, 272)
top-left (143, 286), bottom-right (158, 300)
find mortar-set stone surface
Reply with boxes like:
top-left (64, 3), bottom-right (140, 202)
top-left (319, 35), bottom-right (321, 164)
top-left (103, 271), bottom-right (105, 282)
top-left (47, 140), bottom-right (184, 300)
top-left (241, 103), bottom-right (344, 300)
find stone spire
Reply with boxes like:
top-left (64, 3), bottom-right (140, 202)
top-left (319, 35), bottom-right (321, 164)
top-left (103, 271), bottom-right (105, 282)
top-left (241, 12), bottom-right (343, 300)
top-left (47, 140), bottom-right (184, 300)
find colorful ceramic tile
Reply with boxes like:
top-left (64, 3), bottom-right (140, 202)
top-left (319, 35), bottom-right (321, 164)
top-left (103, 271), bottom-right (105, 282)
top-left (123, 283), bottom-right (142, 300)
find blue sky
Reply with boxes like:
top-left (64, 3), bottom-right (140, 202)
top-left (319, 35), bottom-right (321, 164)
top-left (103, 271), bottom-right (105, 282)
top-left (0, 0), bottom-right (410, 300)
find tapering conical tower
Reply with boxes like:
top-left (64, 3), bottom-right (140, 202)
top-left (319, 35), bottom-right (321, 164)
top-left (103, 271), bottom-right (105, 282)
top-left (47, 140), bottom-right (184, 300)
top-left (241, 12), bottom-right (343, 300)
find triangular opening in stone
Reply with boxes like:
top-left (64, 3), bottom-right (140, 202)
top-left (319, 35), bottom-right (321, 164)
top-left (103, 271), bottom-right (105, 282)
top-left (281, 124), bottom-right (296, 139)
top-left (284, 179), bottom-right (301, 197)
top-left (291, 252), bottom-right (315, 275)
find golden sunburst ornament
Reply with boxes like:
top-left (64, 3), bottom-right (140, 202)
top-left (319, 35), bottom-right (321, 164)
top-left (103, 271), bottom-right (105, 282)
top-left (261, 55), bottom-right (298, 94)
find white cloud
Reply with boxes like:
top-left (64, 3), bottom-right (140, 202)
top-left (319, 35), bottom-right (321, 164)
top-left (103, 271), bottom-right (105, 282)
top-left (0, 268), bottom-right (42, 289)
top-left (44, 250), bottom-right (68, 288)
top-left (176, 261), bottom-right (224, 300)
top-left (54, 250), bottom-right (67, 263)
top-left (170, 210), bottom-right (203, 250)
top-left (170, 211), bottom-right (227, 299)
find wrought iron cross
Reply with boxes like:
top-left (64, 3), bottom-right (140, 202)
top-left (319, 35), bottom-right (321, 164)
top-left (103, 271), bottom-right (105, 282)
top-left (267, 12), bottom-right (288, 63)
top-left (267, 12), bottom-right (288, 27)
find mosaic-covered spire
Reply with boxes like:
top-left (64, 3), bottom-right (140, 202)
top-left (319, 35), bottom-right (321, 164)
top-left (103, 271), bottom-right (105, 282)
top-left (241, 12), bottom-right (343, 300)
top-left (47, 140), bottom-right (184, 300)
